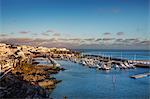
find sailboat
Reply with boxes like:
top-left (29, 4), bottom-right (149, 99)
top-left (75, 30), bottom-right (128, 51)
top-left (120, 62), bottom-right (127, 69)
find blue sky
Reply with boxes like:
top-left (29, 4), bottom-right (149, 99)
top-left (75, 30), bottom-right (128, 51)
top-left (0, 0), bottom-right (149, 49)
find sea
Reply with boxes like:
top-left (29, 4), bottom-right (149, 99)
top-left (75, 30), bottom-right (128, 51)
top-left (51, 49), bottom-right (150, 99)
top-left (74, 49), bottom-right (150, 60)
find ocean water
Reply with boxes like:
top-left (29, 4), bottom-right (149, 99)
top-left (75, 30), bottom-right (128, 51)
top-left (51, 50), bottom-right (150, 99)
top-left (51, 61), bottom-right (150, 99)
top-left (74, 49), bottom-right (150, 60)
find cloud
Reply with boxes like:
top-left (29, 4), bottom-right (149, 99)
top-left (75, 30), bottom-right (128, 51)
top-left (10, 32), bottom-right (15, 35)
top-left (0, 38), bottom-right (33, 45)
top-left (16, 38), bottom-right (32, 42)
top-left (57, 38), bottom-right (96, 44)
top-left (46, 29), bottom-right (55, 33)
top-left (116, 32), bottom-right (124, 36)
top-left (0, 34), bottom-right (8, 37)
top-left (101, 38), bottom-right (115, 44)
top-left (58, 38), bottom-right (69, 41)
top-left (102, 38), bottom-right (115, 41)
top-left (84, 38), bottom-right (95, 41)
top-left (0, 38), bottom-right (149, 50)
top-left (32, 33), bottom-right (38, 36)
top-left (103, 32), bottom-right (111, 35)
top-left (41, 32), bottom-right (49, 36)
top-left (19, 31), bottom-right (30, 34)
top-left (115, 38), bottom-right (140, 44)
top-left (53, 33), bottom-right (61, 37)
top-left (43, 42), bottom-right (80, 48)
top-left (115, 38), bottom-right (123, 42)
top-left (69, 38), bottom-right (80, 40)
top-left (68, 38), bottom-right (82, 44)
top-left (124, 38), bottom-right (140, 43)
top-left (95, 38), bottom-right (102, 42)
top-left (139, 40), bottom-right (150, 45)
top-left (49, 38), bottom-right (58, 42)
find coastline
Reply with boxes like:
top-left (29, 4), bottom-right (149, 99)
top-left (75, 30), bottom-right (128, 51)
top-left (0, 56), bottom-right (63, 98)
top-left (0, 43), bottom-right (67, 98)
top-left (0, 43), bottom-right (149, 98)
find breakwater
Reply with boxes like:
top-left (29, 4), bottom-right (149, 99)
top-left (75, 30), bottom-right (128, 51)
top-left (56, 54), bottom-right (150, 70)
top-left (130, 72), bottom-right (150, 79)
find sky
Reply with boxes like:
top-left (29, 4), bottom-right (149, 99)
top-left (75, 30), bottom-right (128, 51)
top-left (0, 0), bottom-right (150, 49)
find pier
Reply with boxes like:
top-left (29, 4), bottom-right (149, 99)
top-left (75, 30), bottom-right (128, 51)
top-left (32, 55), bottom-right (60, 67)
top-left (130, 73), bottom-right (150, 79)
top-left (61, 54), bottom-right (150, 70)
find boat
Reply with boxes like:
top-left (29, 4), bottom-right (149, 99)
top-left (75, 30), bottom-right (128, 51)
top-left (96, 64), bottom-right (102, 69)
top-left (101, 62), bottom-right (111, 70)
top-left (120, 62), bottom-right (127, 69)
top-left (115, 64), bottom-right (120, 69)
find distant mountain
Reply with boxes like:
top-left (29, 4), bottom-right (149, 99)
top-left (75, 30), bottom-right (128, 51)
top-left (0, 38), bottom-right (149, 50)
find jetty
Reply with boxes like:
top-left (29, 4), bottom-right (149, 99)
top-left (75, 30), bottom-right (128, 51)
top-left (68, 54), bottom-right (149, 70)
top-left (61, 54), bottom-right (150, 70)
top-left (134, 63), bottom-right (150, 68)
top-left (130, 73), bottom-right (150, 79)
top-left (32, 55), bottom-right (60, 67)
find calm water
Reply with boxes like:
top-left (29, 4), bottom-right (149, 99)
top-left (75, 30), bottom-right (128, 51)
top-left (74, 49), bottom-right (150, 60)
top-left (33, 57), bottom-right (52, 65)
top-left (51, 60), bottom-right (150, 99)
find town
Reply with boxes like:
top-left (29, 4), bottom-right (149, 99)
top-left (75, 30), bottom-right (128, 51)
top-left (0, 43), bottom-right (150, 98)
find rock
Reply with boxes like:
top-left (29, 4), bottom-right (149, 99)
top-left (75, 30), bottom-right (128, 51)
top-left (47, 70), bottom-right (58, 74)
top-left (0, 74), bottom-right (49, 98)
top-left (23, 74), bottom-right (46, 82)
top-left (38, 80), bottom-right (55, 88)
top-left (60, 67), bottom-right (66, 71)
top-left (1, 61), bottom-right (60, 98)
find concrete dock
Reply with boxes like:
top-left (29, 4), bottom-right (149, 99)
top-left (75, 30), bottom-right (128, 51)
top-left (130, 73), bottom-right (150, 79)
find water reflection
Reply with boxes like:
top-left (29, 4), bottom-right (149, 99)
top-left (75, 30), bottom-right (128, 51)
top-left (51, 60), bottom-right (150, 99)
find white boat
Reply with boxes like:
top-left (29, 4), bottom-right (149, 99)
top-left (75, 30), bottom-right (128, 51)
top-left (129, 63), bottom-right (136, 68)
top-left (96, 64), bottom-right (102, 69)
top-left (124, 62), bottom-right (130, 68)
top-left (101, 62), bottom-right (111, 70)
top-left (120, 63), bottom-right (127, 69)
top-left (83, 61), bottom-right (87, 65)
top-left (115, 64), bottom-right (120, 69)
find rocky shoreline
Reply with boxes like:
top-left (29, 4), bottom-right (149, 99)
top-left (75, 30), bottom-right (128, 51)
top-left (0, 43), bottom-right (73, 98)
top-left (0, 61), bottom-right (64, 98)
top-left (0, 43), bottom-right (149, 98)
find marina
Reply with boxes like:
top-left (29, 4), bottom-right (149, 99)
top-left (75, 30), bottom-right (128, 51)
top-left (51, 60), bottom-right (150, 99)
top-left (0, 43), bottom-right (149, 98)
top-left (59, 54), bottom-right (149, 70)
top-left (1, 0), bottom-right (149, 98)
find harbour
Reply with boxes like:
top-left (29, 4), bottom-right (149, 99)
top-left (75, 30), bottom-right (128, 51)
top-left (51, 60), bottom-right (150, 99)
top-left (0, 44), bottom-right (149, 98)
top-left (1, 0), bottom-right (149, 98)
